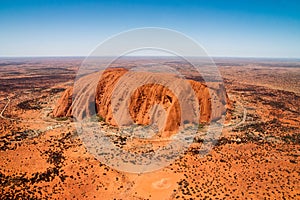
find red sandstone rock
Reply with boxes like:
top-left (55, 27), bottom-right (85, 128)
top-left (53, 68), bottom-right (228, 133)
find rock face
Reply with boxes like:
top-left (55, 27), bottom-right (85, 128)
top-left (53, 68), bottom-right (228, 134)
top-left (52, 87), bottom-right (73, 117)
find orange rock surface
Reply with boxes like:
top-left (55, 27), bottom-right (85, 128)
top-left (53, 68), bottom-right (228, 134)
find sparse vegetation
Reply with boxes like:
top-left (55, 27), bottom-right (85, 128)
top-left (1, 58), bottom-right (299, 199)
top-left (17, 99), bottom-right (42, 110)
top-left (89, 114), bottom-right (105, 122)
top-left (198, 123), bottom-right (205, 130)
top-left (55, 116), bottom-right (69, 121)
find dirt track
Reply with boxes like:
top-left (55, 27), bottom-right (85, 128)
top-left (0, 97), bottom-right (11, 120)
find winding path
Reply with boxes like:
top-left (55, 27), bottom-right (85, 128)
top-left (0, 97), bottom-right (11, 120)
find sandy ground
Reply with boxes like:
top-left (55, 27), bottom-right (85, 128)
top-left (0, 57), bottom-right (299, 199)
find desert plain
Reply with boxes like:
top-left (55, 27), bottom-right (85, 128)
top-left (0, 57), bottom-right (299, 199)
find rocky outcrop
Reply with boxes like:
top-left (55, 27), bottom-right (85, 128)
top-left (52, 87), bottom-right (73, 117)
top-left (53, 68), bottom-right (229, 134)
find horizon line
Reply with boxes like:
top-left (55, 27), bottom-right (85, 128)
top-left (0, 55), bottom-right (300, 60)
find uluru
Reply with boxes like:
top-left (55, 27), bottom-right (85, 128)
top-left (53, 67), bottom-right (228, 136)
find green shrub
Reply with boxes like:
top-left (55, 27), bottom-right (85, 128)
top-left (55, 116), bottom-right (68, 121)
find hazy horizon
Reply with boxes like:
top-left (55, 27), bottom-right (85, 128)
top-left (0, 56), bottom-right (300, 60)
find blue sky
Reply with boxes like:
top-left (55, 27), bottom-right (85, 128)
top-left (0, 0), bottom-right (299, 57)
